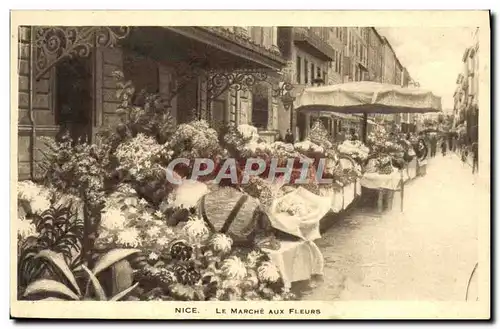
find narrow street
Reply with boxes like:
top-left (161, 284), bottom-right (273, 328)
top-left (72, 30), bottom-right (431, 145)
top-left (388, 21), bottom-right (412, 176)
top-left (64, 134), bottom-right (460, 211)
top-left (297, 154), bottom-right (485, 301)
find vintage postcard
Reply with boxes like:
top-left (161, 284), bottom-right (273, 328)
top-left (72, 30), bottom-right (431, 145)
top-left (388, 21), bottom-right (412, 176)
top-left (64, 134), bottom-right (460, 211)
top-left (10, 10), bottom-right (491, 320)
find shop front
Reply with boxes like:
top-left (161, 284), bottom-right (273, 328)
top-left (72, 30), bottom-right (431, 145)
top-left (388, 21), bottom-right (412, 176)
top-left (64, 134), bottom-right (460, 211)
top-left (17, 26), bottom-right (291, 180)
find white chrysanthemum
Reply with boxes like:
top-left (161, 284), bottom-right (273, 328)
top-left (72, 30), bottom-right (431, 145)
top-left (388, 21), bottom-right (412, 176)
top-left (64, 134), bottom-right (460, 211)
top-left (163, 227), bottom-right (174, 236)
top-left (148, 252), bottom-right (159, 261)
top-left (101, 207), bottom-right (127, 230)
top-left (124, 197), bottom-right (138, 207)
top-left (141, 212), bottom-right (154, 222)
top-left (221, 256), bottom-right (247, 280)
top-left (139, 198), bottom-right (149, 206)
top-left (154, 210), bottom-right (163, 219)
top-left (183, 218), bottom-right (209, 240)
top-left (18, 216), bottom-right (37, 240)
top-left (116, 227), bottom-right (140, 247)
top-left (257, 261), bottom-right (281, 283)
top-left (17, 181), bottom-right (40, 201)
top-left (156, 236), bottom-right (170, 247)
top-left (128, 206), bottom-right (138, 215)
top-left (246, 250), bottom-right (264, 268)
top-left (30, 194), bottom-right (52, 215)
top-left (210, 233), bottom-right (233, 253)
top-left (146, 226), bottom-right (161, 238)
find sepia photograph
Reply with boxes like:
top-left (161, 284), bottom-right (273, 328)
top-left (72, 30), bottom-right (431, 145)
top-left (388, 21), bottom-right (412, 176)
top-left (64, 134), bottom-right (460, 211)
top-left (10, 10), bottom-right (491, 320)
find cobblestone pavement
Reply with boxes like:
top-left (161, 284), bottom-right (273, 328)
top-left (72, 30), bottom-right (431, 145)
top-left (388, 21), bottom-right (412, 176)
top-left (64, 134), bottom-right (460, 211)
top-left (296, 154), bottom-right (486, 301)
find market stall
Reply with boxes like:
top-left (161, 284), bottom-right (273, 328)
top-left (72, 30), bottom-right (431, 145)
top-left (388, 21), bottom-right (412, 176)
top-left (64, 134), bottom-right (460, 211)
top-left (293, 81), bottom-right (442, 213)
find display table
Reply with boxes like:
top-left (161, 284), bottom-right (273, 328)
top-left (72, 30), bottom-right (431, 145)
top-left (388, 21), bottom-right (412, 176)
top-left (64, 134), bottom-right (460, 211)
top-left (318, 180), bottom-right (359, 213)
top-left (360, 170), bottom-right (403, 213)
top-left (261, 239), bottom-right (324, 289)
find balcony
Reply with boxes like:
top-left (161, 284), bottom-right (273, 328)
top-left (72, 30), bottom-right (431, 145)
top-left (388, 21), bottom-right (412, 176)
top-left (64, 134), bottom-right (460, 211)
top-left (293, 27), bottom-right (336, 61)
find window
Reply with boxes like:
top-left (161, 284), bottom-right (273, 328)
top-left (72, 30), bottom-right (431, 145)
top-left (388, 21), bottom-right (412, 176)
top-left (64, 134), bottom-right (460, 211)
top-left (251, 83), bottom-right (269, 129)
top-left (123, 51), bottom-right (159, 94)
top-left (251, 27), bottom-right (263, 45)
top-left (311, 63), bottom-right (315, 82)
top-left (55, 55), bottom-right (93, 143)
top-left (323, 70), bottom-right (327, 82)
top-left (317, 66), bottom-right (321, 80)
top-left (296, 56), bottom-right (302, 84)
top-left (304, 59), bottom-right (309, 84)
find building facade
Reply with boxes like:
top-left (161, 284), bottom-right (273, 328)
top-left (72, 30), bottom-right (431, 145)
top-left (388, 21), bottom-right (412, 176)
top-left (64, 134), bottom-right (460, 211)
top-left (278, 26), bottom-right (338, 140)
top-left (455, 27), bottom-right (479, 151)
top-left (345, 27), bottom-right (369, 82)
top-left (367, 27), bottom-right (384, 82)
top-left (18, 26), bottom-right (289, 180)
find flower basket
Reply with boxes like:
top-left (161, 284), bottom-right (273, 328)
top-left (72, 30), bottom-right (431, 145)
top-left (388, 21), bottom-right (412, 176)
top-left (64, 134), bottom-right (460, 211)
top-left (267, 187), bottom-right (331, 241)
top-left (196, 187), bottom-right (269, 247)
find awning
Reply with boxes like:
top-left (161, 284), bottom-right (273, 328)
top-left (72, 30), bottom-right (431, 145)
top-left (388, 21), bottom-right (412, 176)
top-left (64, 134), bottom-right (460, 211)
top-left (294, 81), bottom-right (442, 115)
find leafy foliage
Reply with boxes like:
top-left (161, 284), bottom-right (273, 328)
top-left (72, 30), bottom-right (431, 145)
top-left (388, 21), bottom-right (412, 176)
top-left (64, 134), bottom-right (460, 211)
top-left (21, 248), bottom-right (141, 301)
top-left (98, 71), bottom-right (177, 148)
top-left (17, 205), bottom-right (84, 295)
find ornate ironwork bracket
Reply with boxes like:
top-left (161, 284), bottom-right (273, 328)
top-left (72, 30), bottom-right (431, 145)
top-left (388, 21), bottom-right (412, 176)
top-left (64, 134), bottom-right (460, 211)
top-left (33, 26), bottom-right (131, 80)
top-left (207, 70), bottom-right (269, 101)
top-left (272, 81), bottom-right (295, 110)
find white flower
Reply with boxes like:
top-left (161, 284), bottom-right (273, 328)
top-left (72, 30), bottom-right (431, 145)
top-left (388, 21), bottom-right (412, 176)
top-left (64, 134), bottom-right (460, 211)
top-left (237, 124), bottom-right (259, 141)
top-left (157, 236), bottom-right (170, 247)
top-left (154, 210), bottom-right (163, 219)
top-left (124, 197), bottom-right (138, 207)
top-left (128, 206), bottom-right (138, 215)
top-left (148, 252), bottom-right (159, 261)
top-left (116, 227), bottom-right (140, 247)
top-left (142, 212), bottom-right (154, 222)
top-left (221, 256), bottom-right (247, 280)
top-left (18, 181), bottom-right (40, 201)
top-left (30, 195), bottom-right (51, 215)
top-left (257, 261), bottom-right (281, 283)
top-left (101, 207), bottom-right (127, 230)
top-left (163, 227), bottom-right (174, 236)
top-left (210, 234), bottom-right (233, 253)
top-left (170, 180), bottom-right (209, 209)
top-left (246, 250), bottom-right (264, 268)
top-left (146, 226), bottom-right (161, 238)
top-left (18, 216), bottom-right (37, 240)
top-left (139, 198), bottom-right (148, 206)
top-left (183, 217), bottom-right (209, 240)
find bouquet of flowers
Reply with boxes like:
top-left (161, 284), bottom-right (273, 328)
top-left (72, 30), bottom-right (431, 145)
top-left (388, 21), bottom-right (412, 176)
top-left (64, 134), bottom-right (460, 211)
top-left (115, 133), bottom-right (173, 181)
top-left (337, 139), bottom-right (370, 163)
top-left (366, 125), bottom-right (405, 168)
top-left (37, 134), bottom-right (111, 207)
top-left (170, 120), bottom-right (224, 160)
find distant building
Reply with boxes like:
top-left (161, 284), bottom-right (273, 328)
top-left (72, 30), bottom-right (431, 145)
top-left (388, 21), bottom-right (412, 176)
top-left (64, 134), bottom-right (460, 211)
top-left (367, 27), bottom-right (384, 82)
top-left (278, 27), bottom-right (337, 140)
top-left (455, 27), bottom-right (479, 156)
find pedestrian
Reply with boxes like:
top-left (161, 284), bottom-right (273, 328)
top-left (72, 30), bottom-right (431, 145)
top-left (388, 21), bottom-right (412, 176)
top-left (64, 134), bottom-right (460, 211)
top-left (472, 142), bottom-right (479, 174)
top-left (284, 129), bottom-right (294, 144)
top-left (440, 138), bottom-right (447, 157)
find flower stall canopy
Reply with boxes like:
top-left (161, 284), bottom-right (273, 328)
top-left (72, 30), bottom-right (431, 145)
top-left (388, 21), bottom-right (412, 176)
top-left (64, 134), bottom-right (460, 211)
top-left (314, 111), bottom-right (362, 122)
top-left (293, 81), bottom-right (443, 115)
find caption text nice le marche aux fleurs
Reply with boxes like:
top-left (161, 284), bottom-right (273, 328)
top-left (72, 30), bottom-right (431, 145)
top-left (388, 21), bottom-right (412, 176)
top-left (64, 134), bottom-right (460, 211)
top-left (175, 307), bottom-right (321, 315)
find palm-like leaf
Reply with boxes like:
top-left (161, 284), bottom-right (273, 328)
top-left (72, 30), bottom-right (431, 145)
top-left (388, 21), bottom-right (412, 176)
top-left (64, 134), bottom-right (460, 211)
top-left (110, 282), bottom-right (139, 301)
top-left (23, 279), bottom-right (80, 300)
top-left (92, 248), bottom-right (142, 276)
top-left (35, 250), bottom-right (81, 296)
top-left (81, 265), bottom-right (107, 301)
